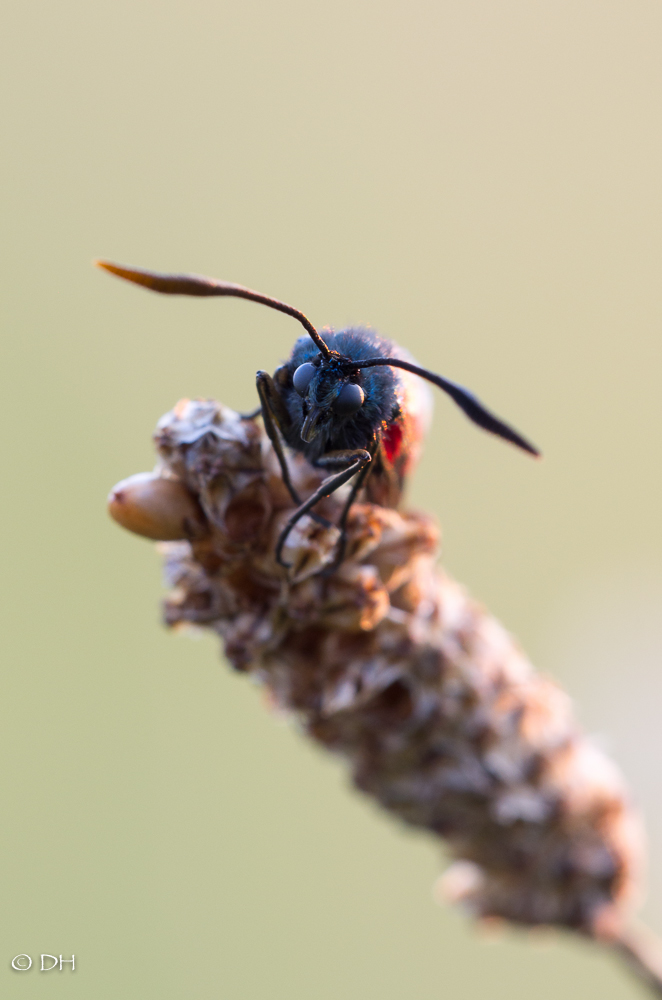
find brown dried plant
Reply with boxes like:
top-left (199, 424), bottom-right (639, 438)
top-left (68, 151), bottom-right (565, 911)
top-left (108, 396), bottom-right (662, 995)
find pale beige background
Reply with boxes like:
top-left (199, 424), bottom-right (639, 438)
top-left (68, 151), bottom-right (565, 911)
top-left (2, 1), bottom-right (661, 997)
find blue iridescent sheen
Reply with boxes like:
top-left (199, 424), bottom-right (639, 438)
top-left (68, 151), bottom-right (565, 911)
top-left (280, 328), bottom-right (401, 461)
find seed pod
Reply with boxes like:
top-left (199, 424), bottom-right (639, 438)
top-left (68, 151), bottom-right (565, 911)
top-left (108, 472), bottom-right (208, 541)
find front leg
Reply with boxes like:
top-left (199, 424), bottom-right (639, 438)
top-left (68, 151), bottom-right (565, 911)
top-left (322, 436), bottom-right (380, 575)
top-left (255, 370), bottom-right (301, 506)
top-left (238, 405), bottom-right (262, 420)
top-left (275, 448), bottom-right (372, 568)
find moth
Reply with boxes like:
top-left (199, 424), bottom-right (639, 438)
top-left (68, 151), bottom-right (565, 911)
top-left (97, 261), bottom-right (539, 568)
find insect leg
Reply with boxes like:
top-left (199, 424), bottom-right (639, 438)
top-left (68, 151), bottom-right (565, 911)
top-left (255, 371), bottom-right (302, 506)
top-left (275, 448), bottom-right (372, 568)
top-left (239, 406), bottom-right (262, 420)
top-left (322, 437), bottom-right (380, 574)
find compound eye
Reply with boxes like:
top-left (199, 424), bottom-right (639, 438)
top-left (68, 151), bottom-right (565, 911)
top-left (332, 381), bottom-right (365, 416)
top-left (292, 363), bottom-right (316, 395)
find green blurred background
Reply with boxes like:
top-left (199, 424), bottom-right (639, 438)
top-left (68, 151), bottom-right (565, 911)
top-left (2, 0), bottom-right (661, 996)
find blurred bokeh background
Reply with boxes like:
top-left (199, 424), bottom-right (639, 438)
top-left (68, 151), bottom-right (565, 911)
top-left (2, 0), bottom-right (661, 996)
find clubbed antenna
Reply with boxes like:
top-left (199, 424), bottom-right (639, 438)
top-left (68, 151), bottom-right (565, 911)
top-left (95, 260), bottom-right (332, 359)
top-left (357, 356), bottom-right (540, 457)
top-left (96, 260), bottom-right (539, 457)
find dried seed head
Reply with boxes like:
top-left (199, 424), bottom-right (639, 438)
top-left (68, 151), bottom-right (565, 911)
top-left (110, 395), bottom-right (660, 989)
top-left (108, 472), bottom-right (208, 541)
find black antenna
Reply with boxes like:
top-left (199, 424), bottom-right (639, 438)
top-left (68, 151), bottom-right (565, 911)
top-left (357, 356), bottom-right (540, 457)
top-left (95, 260), bottom-right (332, 360)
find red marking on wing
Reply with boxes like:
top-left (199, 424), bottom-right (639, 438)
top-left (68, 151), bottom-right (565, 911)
top-left (382, 421), bottom-right (404, 464)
